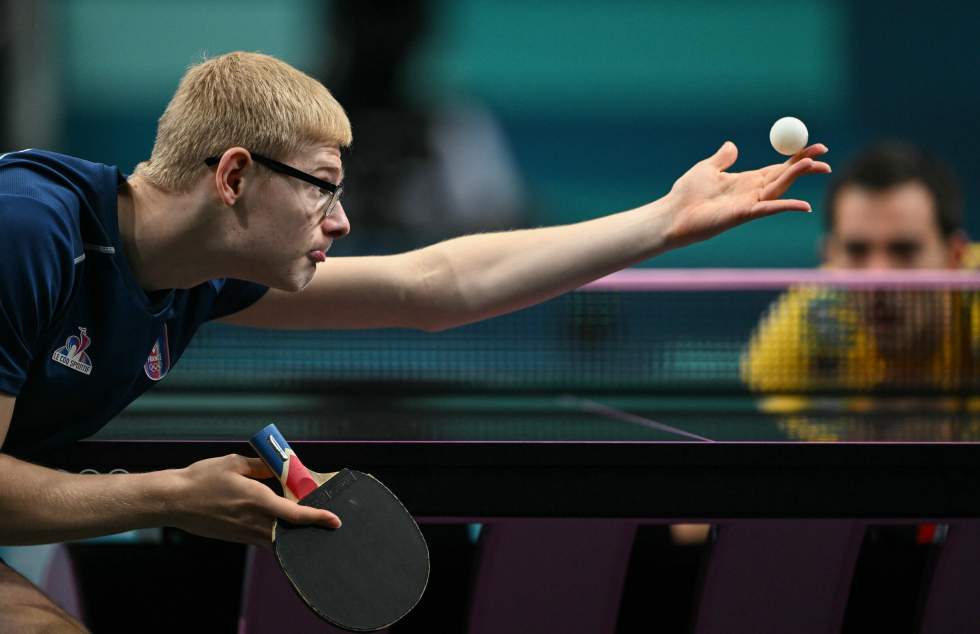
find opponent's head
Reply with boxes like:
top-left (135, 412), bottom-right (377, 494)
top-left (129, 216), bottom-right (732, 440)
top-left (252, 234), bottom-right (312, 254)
top-left (135, 51), bottom-right (353, 291)
top-left (822, 141), bottom-right (966, 270)
top-left (822, 143), bottom-right (969, 357)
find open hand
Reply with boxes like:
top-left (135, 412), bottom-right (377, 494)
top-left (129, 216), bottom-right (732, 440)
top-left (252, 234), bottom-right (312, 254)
top-left (664, 141), bottom-right (831, 247)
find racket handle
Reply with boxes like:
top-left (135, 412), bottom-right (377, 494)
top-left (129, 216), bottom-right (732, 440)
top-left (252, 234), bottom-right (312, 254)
top-left (249, 423), bottom-right (319, 501)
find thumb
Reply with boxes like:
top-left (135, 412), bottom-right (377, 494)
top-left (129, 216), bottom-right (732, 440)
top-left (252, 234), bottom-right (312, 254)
top-left (706, 140), bottom-right (738, 171)
top-left (234, 456), bottom-right (275, 480)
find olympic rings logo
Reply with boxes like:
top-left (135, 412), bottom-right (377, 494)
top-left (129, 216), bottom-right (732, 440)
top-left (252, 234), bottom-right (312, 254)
top-left (58, 468), bottom-right (131, 475)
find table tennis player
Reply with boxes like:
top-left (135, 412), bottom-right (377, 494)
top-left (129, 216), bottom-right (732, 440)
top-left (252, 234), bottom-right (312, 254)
top-left (0, 51), bottom-right (829, 631)
top-left (741, 141), bottom-right (978, 395)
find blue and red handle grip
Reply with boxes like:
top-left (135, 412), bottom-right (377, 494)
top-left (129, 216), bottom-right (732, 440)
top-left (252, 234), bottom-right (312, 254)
top-left (249, 423), bottom-right (321, 501)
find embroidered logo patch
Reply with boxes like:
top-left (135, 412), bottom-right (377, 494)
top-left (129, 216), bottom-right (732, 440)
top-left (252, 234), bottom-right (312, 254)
top-left (52, 327), bottom-right (94, 375)
top-left (144, 325), bottom-right (171, 381)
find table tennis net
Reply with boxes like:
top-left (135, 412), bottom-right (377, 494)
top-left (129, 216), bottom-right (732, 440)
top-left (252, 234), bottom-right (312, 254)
top-left (162, 270), bottom-right (979, 396)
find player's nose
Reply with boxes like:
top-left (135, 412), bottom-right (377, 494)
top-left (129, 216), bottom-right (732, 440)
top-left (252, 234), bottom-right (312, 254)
top-left (322, 202), bottom-right (350, 239)
top-left (866, 249), bottom-right (896, 270)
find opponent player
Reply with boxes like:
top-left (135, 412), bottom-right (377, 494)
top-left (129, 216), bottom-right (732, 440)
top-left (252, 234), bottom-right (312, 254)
top-left (0, 51), bottom-right (829, 631)
top-left (742, 141), bottom-right (978, 396)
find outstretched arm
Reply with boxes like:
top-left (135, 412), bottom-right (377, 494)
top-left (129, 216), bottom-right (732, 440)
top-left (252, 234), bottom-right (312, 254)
top-left (222, 142), bottom-right (830, 331)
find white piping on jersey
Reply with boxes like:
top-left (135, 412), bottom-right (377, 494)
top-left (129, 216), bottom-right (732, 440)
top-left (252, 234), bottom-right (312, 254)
top-left (83, 243), bottom-right (115, 254)
top-left (0, 148), bottom-right (34, 162)
top-left (0, 152), bottom-right (115, 264)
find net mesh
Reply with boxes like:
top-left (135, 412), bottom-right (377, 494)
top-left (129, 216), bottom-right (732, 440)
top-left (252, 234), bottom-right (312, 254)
top-left (155, 271), bottom-right (980, 397)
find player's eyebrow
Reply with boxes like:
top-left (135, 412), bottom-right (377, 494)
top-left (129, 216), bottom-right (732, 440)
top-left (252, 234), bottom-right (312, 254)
top-left (887, 239), bottom-right (921, 250)
top-left (316, 164), bottom-right (344, 184)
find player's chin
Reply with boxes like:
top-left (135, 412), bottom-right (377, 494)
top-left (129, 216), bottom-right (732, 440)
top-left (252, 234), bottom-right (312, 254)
top-left (270, 263), bottom-right (316, 293)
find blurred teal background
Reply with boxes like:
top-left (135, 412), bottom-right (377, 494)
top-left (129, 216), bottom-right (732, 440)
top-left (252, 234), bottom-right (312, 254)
top-left (6, 0), bottom-right (979, 266)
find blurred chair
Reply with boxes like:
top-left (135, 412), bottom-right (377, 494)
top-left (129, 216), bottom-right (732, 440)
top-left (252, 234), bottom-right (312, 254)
top-left (467, 520), bottom-right (637, 634)
top-left (40, 543), bottom-right (86, 626)
top-left (917, 521), bottom-right (980, 633)
top-left (693, 521), bottom-right (865, 634)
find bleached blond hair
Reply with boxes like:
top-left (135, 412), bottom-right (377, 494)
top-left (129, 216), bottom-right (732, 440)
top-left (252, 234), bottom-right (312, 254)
top-left (135, 51), bottom-right (352, 191)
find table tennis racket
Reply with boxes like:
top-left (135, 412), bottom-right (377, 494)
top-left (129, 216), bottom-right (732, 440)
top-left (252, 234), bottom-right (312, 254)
top-left (249, 423), bottom-right (429, 632)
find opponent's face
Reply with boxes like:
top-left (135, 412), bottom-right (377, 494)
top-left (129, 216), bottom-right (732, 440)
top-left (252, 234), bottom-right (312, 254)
top-left (244, 145), bottom-right (349, 291)
top-left (824, 182), bottom-right (955, 270)
top-left (824, 182), bottom-right (960, 357)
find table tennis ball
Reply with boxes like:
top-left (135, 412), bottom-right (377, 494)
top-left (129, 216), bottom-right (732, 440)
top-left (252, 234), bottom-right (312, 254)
top-left (769, 116), bottom-right (808, 156)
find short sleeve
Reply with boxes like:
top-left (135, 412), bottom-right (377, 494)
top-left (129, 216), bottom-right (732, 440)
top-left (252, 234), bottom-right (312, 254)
top-left (0, 196), bottom-right (74, 395)
top-left (206, 278), bottom-right (269, 321)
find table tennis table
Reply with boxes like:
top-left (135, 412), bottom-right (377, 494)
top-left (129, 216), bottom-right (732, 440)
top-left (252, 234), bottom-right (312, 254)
top-left (37, 392), bottom-right (980, 634)
top-left (36, 270), bottom-right (980, 633)
top-left (41, 391), bottom-right (980, 520)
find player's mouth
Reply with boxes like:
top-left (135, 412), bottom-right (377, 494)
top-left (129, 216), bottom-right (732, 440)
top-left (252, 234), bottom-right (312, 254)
top-left (308, 249), bottom-right (327, 263)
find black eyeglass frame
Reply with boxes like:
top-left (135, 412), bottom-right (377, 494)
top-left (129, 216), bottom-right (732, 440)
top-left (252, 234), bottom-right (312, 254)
top-left (204, 152), bottom-right (343, 211)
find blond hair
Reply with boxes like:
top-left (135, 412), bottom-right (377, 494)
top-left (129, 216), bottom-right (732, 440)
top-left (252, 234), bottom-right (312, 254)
top-left (135, 51), bottom-right (352, 191)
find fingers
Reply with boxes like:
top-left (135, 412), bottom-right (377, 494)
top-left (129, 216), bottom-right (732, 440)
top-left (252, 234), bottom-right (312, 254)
top-left (751, 152), bottom-right (828, 216)
top-left (706, 141), bottom-right (738, 171)
top-left (762, 158), bottom-right (825, 200)
top-left (270, 495), bottom-right (342, 529)
top-left (809, 161), bottom-right (832, 173)
top-left (227, 455), bottom-right (275, 480)
top-left (751, 199), bottom-right (812, 217)
top-left (790, 143), bottom-right (829, 163)
top-left (240, 455), bottom-right (342, 528)
top-left (761, 144), bottom-right (831, 181)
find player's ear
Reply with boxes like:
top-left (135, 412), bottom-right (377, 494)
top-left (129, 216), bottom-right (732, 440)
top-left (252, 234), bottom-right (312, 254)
top-left (945, 230), bottom-right (970, 268)
top-left (213, 147), bottom-right (252, 206)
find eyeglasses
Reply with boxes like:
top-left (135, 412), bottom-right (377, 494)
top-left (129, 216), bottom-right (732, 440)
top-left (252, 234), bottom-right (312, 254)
top-left (204, 152), bottom-right (343, 221)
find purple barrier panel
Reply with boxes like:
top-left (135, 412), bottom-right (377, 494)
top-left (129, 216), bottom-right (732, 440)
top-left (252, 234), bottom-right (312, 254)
top-left (694, 521), bottom-right (865, 634)
top-left (41, 544), bottom-right (86, 625)
top-left (918, 521), bottom-right (980, 633)
top-left (238, 546), bottom-right (381, 634)
top-left (467, 520), bottom-right (637, 634)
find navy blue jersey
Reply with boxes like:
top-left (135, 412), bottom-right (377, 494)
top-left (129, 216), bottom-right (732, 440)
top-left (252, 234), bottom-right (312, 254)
top-left (0, 150), bottom-right (268, 459)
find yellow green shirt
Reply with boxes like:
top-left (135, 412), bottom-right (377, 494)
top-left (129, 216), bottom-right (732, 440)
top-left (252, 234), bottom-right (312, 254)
top-left (740, 286), bottom-right (979, 393)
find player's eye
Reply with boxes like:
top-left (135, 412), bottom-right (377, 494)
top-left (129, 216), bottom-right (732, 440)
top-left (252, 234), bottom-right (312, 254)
top-left (844, 241), bottom-right (869, 260)
top-left (888, 241), bottom-right (921, 260)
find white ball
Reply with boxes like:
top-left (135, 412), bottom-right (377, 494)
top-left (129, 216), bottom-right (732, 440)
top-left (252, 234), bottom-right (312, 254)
top-left (769, 116), bottom-right (809, 156)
